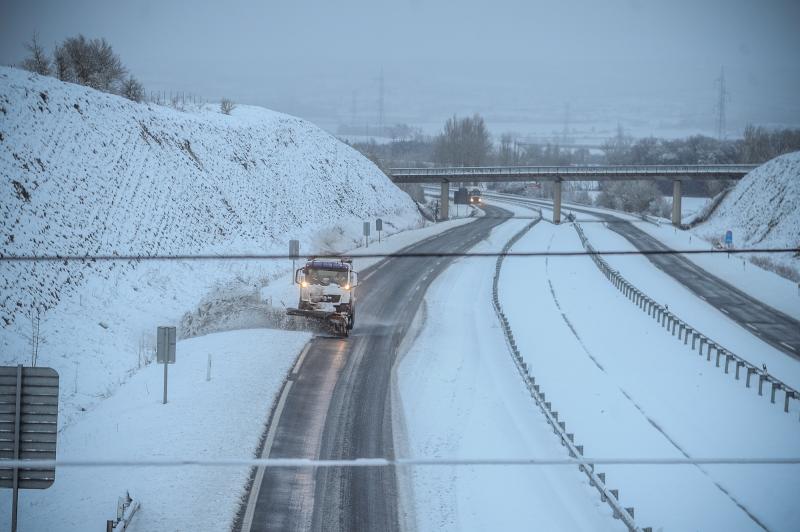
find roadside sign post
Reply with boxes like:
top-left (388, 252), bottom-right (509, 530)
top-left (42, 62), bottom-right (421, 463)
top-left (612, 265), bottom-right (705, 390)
top-left (289, 239), bottom-right (300, 279)
top-left (0, 365), bottom-right (59, 532)
top-left (363, 222), bottom-right (370, 248)
top-left (157, 327), bottom-right (176, 404)
top-left (376, 218), bottom-right (383, 243)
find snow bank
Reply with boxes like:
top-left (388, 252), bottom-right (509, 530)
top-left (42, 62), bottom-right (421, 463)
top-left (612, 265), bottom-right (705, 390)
top-left (694, 151), bottom-right (800, 277)
top-left (0, 66), bottom-right (422, 425)
top-left (0, 328), bottom-right (310, 531)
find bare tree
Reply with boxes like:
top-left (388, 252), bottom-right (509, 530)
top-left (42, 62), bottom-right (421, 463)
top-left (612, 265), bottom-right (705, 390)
top-left (120, 76), bottom-right (145, 102)
top-left (220, 98), bottom-right (236, 115)
top-left (55, 35), bottom-right (127, 92)
top-left (433, 114), bottom-right (492, 167)
top-left (53, 43), bottom-right (69, 80)
top-left (20, 32), bottom-right (51, 76)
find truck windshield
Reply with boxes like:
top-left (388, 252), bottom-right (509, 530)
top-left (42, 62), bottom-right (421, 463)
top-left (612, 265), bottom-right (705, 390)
top-left (306, 268), bottom-right (349, 286)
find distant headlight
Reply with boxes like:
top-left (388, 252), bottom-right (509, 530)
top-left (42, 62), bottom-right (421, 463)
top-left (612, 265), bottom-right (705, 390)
top-left (301, 281), bottom-right (308, 287)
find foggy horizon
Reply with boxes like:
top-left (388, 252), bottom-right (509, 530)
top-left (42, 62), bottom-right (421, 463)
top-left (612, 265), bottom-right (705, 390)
top-left (2, 0), bottom-right (799, 141)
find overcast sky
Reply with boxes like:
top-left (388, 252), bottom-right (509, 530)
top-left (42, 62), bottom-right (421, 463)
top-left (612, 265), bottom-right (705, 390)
top-left (2, 0), bottom-right (799, 139)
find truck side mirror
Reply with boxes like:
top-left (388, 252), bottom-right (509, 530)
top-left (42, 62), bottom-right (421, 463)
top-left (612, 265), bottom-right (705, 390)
top-left (294, 268), bottom-right (304, 285)
top-left (350, 271), bottom-right (358, 287)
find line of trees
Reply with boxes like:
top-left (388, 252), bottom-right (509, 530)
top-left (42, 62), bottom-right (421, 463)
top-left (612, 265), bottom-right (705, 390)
top-left (19, 32), bottom-right (144, 102)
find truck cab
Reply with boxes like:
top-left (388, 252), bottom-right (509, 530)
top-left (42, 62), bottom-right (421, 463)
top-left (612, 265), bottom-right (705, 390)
top-left (290, 258), bottom-right (358, 336)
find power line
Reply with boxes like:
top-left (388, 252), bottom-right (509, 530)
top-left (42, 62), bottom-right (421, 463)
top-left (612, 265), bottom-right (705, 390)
top-left (1, 248), bottom-right (798, 263)
top-left (4, 457), bottom-right (799, 469)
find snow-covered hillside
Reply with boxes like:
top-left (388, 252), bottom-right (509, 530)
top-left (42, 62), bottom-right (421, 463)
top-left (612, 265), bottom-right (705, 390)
top-left (0, 67), bottom-right (423, 423)
top-left (693, 151), bottom-right (800, 278)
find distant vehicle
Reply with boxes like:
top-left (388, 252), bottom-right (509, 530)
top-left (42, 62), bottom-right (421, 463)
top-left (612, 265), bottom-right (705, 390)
top-left (469, 188), bottom-right (482, 204)
top-left (286, 258), bottom-right (358, 336)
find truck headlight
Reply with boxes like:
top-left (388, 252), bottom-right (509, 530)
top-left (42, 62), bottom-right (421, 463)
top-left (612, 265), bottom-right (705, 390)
top-left (301, 281), bottom-right (308, 287)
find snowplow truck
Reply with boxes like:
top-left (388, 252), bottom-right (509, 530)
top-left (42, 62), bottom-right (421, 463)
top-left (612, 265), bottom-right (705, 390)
top-left (286, 258), bottom-right (358, 337)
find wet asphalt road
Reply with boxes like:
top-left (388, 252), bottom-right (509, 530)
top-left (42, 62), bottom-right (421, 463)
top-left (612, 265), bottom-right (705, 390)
top-left (242, 205), bottom-right (511, 532)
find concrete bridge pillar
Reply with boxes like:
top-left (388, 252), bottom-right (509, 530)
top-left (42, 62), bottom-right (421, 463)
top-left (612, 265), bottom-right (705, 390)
top-left (440, 180), bottom-right (450, 221)
top-left (553, 180), bottom-right (562, 224)
top-left (671, 180), bottom-right (682, 226)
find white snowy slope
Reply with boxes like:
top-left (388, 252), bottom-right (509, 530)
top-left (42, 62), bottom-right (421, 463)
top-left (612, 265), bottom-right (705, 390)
top-left (693, 151), bottom-right (800, 274)
top-left (0, 66), bottom-right (422, 425)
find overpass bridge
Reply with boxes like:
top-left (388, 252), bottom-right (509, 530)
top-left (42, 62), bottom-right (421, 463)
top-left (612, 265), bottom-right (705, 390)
top-left (390, 164), bottom-right (756, 225)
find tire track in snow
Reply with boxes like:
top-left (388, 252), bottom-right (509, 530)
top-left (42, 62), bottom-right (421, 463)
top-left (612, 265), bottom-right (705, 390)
top-left (545, 231), bottom-right (771, 532)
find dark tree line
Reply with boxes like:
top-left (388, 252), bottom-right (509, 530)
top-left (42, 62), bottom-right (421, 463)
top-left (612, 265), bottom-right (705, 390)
top-left (18, 33), bottom-right (144, 102)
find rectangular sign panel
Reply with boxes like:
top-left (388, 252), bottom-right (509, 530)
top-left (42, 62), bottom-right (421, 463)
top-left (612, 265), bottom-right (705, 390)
top-left (363, 222), bottom-right (370, 236)
top-left (376, 219), bottom-right (383, 232)
top-left (289, 239), bottom-right (300, 258)
top-left (156, 327), bottom-right (176, 364)
top-left (0, 366), bottom-right (59, 490)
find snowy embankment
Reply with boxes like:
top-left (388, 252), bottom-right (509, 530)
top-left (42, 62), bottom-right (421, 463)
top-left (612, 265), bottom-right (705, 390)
top-left (499, 216), bottom-right (800, 531)
top-left (692, 151), bottom-right (800, 279)
top-left (395, 200), bottom-right (622, 531)
top-left (2, 329), bottom-right (310, 531)
top-left (0, 66), bottom-right (423, 427)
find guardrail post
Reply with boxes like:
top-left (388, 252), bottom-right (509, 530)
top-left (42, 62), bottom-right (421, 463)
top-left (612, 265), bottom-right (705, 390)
top-left (746, 367), bottom-right (756, 388)
top-left (684, 327), bottom-right (692, 345)
top-left (735, 361), bottom-right (744, 380)
top-left (707, 342), bottom-right (715, 361)
top-left (771, 382), bottom-right (781, 404)
top-left (715, 348), bottom-right (723, 367)
top-left (786, 391), bottom-right (795, 413)
top-left (610, 490), bottom-right (620, 517)
top-left (724, 353), bottom-right (733, 373)
top-left (692, 332), bottom-right (699, 350)
top-left (759, 374), bottom-right (767, 396)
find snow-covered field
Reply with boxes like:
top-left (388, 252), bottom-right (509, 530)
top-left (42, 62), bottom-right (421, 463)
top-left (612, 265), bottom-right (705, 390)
top-left (395, 200), bottom-right (623, 531)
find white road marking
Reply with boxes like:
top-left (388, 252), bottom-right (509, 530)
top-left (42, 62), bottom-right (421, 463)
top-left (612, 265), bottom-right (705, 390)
top-left (781, 342), bottom-right (797, 352)
top-left (292, 342), bottom-right (312, 375)
top-left (698, 295), bottom-right (707, 301)
top-left (241, 379), bottom-right (295, 531)
top-left (720, 308), bottom-right (729, 315)
top-left (746, 323), bottom-right (759, 332)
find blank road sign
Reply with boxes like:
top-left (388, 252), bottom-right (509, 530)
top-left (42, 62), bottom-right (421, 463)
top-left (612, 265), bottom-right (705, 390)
top-left (0, 366), bottom-right (59, 490)
top-left (376, 218), bottom-right (383, 231)
top-left (363, 222), bottom-right (370, 236)
top-left (289, 239), bottom-right (300, 258)
top-left (157, 327), bottom-right (176, 364)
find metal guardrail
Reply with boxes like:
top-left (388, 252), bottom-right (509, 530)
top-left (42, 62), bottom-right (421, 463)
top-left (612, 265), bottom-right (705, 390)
top-left (572, 223), bottom-right (799, 416)
top-left (391, 164), bottom-right (757, 183)
top-left (491, 213), bottom-right (649, 532)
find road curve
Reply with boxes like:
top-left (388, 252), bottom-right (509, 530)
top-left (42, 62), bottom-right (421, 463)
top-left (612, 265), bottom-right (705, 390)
top-left (240, 205), bottom-right (512, 532)
top-left (514, 195), bottom-right (800, 358)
